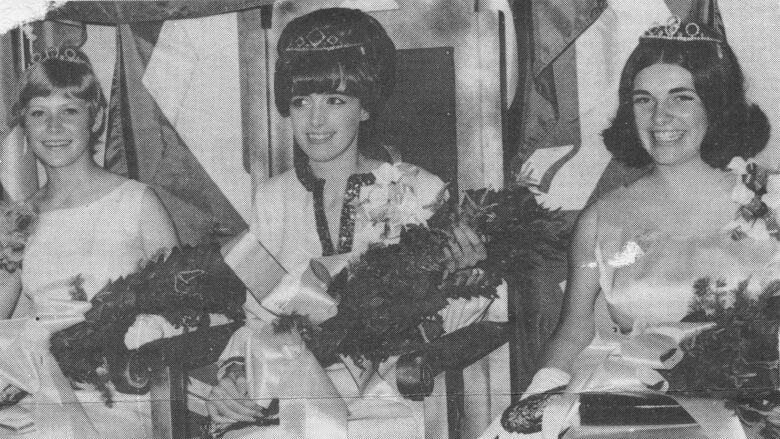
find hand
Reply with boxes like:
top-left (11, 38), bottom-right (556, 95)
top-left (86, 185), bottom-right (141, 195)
top-left (443, 222), bottom-right (487, 279)
top-left (206, 364), bottom-right (267, 424)
top-left (0, 384), bottom-right (26, 408)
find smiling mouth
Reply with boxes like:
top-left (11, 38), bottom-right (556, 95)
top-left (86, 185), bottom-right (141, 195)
top-left (42, 140), bottom-right (72, 148)
top-left (652, 131), bottom-right (684, 142)
top-left (306, 132), bottom-right (335, 144)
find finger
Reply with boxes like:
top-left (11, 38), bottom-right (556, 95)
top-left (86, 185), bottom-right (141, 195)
top-left (458, 223), bottom-right (487, 260)
top-left (210, 401), bottom-right (255, 423)
top-left (212, 393), bottom-right (263, 421)
top-left (452, 225), bottom-right (480, 267)
top-left (441, 247), bottom-right (456, 276)
top-left (465, 268), bottom-right (483, 286)
top-left (447, 240), bottom-right (465, 270)
top-left (212, 382), bottom-right (265, 417)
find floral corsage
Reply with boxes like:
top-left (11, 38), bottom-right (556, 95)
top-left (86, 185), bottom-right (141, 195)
top-left (724, 157), bottom-right (780, 241)
top-left (0, 202), bottom-right (36, 272)
top-left (351, 162), bottom-right (447, 253)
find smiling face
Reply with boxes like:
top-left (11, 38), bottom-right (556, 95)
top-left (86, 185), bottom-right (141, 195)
top-left (24, 90), bottom-right (96, 170)
top-left (289, 92), bottom-right (369, 164)
top-left (632, 63), bottom-right (709, 167)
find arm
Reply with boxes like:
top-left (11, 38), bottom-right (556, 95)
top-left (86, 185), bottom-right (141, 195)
top-left (137, 188), bottom-right (179, 257)
top-left (540, 205), bottom-right (601, 374)
top-left (0, 270), bottom-right (21, 319)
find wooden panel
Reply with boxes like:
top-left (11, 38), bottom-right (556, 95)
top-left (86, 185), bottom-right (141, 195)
top-left (374, 47), bottom-right (457, 188)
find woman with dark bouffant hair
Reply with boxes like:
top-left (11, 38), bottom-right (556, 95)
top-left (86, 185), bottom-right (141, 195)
top-left (483, 17), bottom-right (775, 438)
top-left (207, 8), bottom-right (486, 438)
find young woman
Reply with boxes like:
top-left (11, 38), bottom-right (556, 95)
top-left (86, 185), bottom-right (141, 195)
top-left (482, 18), bottom-right (774, 438)
top-left (207, 7), bottom-right (487, 437)
top-left (2, 46), bottom-right (179, 438)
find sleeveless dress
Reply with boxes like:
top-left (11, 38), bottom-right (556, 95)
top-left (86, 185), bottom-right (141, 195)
top-left (593, 183), bottom-right (780, 332)
top-left (21, 180), bottom-right (156, 439)
top-left (480, 177), bottom-right (780, 439)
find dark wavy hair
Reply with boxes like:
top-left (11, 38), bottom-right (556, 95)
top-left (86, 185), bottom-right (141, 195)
top-left (602, 23), bottom-right (769, 169)
top-left (11, 46), bottom-right (107, 145)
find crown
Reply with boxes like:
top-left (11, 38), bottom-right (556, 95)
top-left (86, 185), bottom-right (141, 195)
top-left (641, 16), bottom-right (722, 44)
top-left (28, 46), bottom-right (85, 66)
top-left (283, 26), bottom-right (367, 53)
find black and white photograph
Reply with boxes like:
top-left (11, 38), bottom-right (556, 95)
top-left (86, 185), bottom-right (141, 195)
top-left (0, 0), bottom-right (777, 438)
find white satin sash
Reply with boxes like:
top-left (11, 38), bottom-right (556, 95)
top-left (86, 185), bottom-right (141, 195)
top-left (540, 321), bottom-right (748, 439)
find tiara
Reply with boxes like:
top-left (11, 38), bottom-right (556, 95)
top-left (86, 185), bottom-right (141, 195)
top-left (28, 46), bottom-right (85, 66)
top-left (283, 27), bottom-right (366, 53)
top-left (641, 16), bottom-right (722, 43)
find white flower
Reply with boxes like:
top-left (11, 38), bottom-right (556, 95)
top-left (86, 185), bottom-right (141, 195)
top-left (764, 174), bottom-right (780, 210)
top-left (745, 217), bottom-right (771, 241)
top-left (607, 241), bottom-right (644, 267)
top-left (356, 163), bottom-right (439, 247)
top-left (727, 156), bottom-right (748, 175)
top-left (351, 222), bottom-right (387, 255)
top-left (731, 182), bottom-right (755, 205)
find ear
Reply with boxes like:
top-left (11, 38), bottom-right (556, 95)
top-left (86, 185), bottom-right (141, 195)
top-left (91, 106), bottom-right (105, 133)
top-left (360, 108), bottom-right (370, 122)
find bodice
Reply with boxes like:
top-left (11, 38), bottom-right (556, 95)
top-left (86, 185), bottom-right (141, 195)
top-left (20, 180), bottom-right (150, 314)
top-left (594, 182), bottom-right (780, 330)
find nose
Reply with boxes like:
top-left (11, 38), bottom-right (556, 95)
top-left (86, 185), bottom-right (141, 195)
top-left (652, 98), bottom-right (673, 125)
top-left (309, 98), bottom-right (326, 127)
top-left (46, 113), bottom-right (64, 133)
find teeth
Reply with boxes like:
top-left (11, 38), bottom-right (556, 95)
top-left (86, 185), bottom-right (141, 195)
top-left (43, 140), bottom-right (70, 147)
top-left (653, 131), bottom-right (683, 142)
top-left (307, 133), bottom-right (333, 142)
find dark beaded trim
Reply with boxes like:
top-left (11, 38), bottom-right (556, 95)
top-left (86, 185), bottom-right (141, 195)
top-left (295, 153), bottom-right (375, 256)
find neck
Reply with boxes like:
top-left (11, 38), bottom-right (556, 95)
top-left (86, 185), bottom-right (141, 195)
top-left (43, 160), bottom-right (98, 196)
top-left (308, 149), bottom-right (364, 182)
top-left (648, 157), bottom-right (725, 198)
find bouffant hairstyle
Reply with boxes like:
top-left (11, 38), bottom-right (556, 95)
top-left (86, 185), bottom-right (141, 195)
top-left (11, 46), bottom-right (107, 143)
top-left (602, 23), bottom-right (769, 169)
top-left (274, 7), bottom-right (396, 119)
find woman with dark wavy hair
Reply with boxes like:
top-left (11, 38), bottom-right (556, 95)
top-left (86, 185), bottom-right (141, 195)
top-left (483, 17), bottom-right (775, 438)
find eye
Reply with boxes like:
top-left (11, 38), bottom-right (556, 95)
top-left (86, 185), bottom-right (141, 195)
top-left (326, 96), bottom-right (346, 105)
top-left (63, 106), bottom-right (81, 116)
top-left (290, 97), bottom-right (309, 109)
top-left (27, 109), bottom-right (45, 118)
top-left (673, 93), bottom-right (697, 102)
top-left (631, 95), bottom-right (652, 106)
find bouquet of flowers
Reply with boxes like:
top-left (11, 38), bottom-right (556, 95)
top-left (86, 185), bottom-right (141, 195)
top-left (659, 277), bottom-right (780, 438)
top-left (0, 202), bottom-right (36, 273)
top-left (277, 165), bottom-right (567, 366)
top-left (724, 157), bottom-right (780, 241)
top-left (50, 239), bottom-right (247, 403)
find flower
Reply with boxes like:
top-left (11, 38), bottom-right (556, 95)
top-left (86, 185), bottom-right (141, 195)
top-left (764, 174), bottom-right (780, 210)
top-left (726, 159), bottom-right (780, 241)
top-left (731, 182), bottom-right (755, 205)
top-left (727, 156), bottom-right (749, 175)
top-left (355, 163), bottom-right (443, 248)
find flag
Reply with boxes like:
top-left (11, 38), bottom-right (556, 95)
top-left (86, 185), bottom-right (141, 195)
top-left (103, 18), bottom-right (249, 244)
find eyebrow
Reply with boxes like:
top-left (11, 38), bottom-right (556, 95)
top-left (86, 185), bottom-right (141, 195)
top-left (631, 87), bottom-right (697, 96)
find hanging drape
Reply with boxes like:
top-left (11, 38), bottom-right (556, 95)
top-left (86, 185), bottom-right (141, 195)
top-left (47, 1), bottom-right (274, 24)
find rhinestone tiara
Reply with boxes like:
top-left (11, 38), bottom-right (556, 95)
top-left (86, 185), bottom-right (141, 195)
top-left (641, 16), bottom-right (722, 44)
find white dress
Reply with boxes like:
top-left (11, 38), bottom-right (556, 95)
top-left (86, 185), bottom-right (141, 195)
top-left (481, 177), bottom-right (779, 438)
top-left (20, 179), bottom-right (157, 439)
top-left (219, 163), bottom-right (509, 438)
